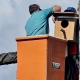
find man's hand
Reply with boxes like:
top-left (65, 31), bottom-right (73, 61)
top-left (52, 5), bottom-right (61, 23)
top-left (53, 5), bottom-right (61, 12)
top-left (52, 16), bottom-right (55, 23)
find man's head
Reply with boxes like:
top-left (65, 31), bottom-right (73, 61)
top-left (29, 4), bottom-right (41, 14)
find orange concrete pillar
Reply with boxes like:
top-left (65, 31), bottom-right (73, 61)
top-left (16, 35), bottom-right (67, 80)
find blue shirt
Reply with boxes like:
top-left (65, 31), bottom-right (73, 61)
top-left (25, 7), bottom-right (54, 36)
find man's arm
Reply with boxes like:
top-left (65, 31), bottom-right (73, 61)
top-left (42, 5), bottom-right (61, 18)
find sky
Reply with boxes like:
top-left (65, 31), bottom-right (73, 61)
top-left (0, 0), bottom-right (78, 80)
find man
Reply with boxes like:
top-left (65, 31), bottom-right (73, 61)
top-left (25, 4), bottom-right (61, 36)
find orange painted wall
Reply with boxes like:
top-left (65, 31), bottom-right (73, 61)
top-left (16, 35), bottom-right (67, 80)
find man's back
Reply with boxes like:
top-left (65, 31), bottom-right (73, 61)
top-left (25, 7), bottom-right (53, 36)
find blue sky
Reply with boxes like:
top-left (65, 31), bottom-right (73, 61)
top-left (0, 0), bottom-right (78, 80)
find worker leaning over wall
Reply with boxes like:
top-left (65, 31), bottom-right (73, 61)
top-left (25, 4), bottom-right (61, 36)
